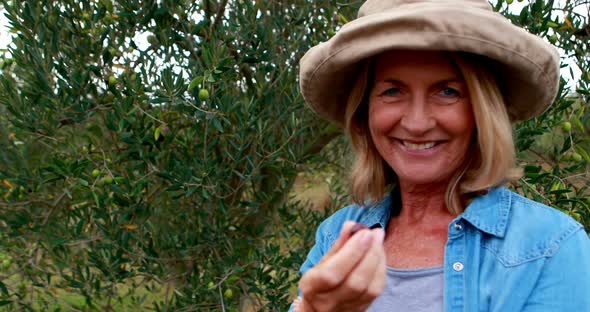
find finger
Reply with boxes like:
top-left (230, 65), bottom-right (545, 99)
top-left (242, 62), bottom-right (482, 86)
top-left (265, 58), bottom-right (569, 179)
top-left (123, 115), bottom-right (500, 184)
top-left (339, 229), bottom-right (385, 302)
top-left (361, 229), bottom-right (387, 302)
top-left (320, 221), bottom-right (357, 263)
top-left (301, 229), bottom-right (373, 295)
top-left (299, 296), bottom-right (317, 312)
top-left (309, 230), bottom-right (385, 311)
top-left (292, 297), bottom-right (301, 312)
top-left (322, 227), bottom-right (374, 272)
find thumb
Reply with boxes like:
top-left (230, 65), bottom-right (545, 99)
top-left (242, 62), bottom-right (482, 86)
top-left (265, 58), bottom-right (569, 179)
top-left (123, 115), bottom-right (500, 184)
top-left (319, 221), bottom-right (359, 264)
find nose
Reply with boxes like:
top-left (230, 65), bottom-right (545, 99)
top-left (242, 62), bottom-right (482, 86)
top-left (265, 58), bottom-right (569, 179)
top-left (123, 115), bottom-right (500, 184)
top-left (399, 96), bottom-right (436, 135)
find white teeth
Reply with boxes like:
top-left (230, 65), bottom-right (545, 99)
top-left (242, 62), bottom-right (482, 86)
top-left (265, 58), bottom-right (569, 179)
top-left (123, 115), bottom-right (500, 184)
top-left (403, 141), bottom-right (436, 150)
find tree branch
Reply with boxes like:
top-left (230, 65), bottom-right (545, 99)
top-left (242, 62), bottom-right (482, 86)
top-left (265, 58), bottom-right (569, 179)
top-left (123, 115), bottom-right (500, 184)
top-left (226, 42), bottom-right (256, 91)
top-left (212, 0), bottom-right (229, 30)
top-left (303, 127), bottom-right (343, 158)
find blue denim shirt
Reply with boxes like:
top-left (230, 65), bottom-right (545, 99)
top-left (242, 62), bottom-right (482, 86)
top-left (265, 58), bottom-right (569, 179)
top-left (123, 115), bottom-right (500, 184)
top-left (296, 187), bottom-right (590, 311)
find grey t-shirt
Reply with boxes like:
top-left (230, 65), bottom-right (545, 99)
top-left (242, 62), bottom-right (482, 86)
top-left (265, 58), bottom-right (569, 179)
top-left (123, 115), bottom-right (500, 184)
top-left (367, 265), bottom-right (444, 312)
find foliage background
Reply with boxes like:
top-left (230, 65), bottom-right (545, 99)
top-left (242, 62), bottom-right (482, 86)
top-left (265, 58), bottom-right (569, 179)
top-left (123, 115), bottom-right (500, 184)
top-left (0, 0), bottom-right (588, 311)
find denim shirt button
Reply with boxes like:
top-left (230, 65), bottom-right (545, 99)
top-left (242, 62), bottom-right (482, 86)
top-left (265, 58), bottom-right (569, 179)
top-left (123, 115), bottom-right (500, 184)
top-left (453, 262), bottom-right (464, 272)
top-left (454, 223), bottom-right (463, 230)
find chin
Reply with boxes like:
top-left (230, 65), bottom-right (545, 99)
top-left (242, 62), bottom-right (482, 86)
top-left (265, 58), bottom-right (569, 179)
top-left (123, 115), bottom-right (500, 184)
top-left (393, 166), bottom-right (455, 186)
top-left (398, 176), bottom-right (449, 187)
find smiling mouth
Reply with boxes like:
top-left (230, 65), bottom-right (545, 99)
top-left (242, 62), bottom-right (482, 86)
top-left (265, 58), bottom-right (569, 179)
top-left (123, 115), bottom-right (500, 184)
top-left (401, 140), bottom-right (439, 150)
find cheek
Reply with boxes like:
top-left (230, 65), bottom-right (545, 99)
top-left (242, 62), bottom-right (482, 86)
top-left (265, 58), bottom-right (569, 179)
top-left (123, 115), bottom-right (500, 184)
top-left (368, 101), bottom-right (400, 134)
top-left (445, 102), bottom-right (475, 138)
top-left (459, 109), bottom-right (475, 139)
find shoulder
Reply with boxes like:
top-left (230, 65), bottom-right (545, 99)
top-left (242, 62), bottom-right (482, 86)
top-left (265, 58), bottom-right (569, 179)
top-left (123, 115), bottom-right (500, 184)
top-left (299, 200), bottom-right (388, 275)
top-left (508, 189), bottom-right (581, 233)
top-left (482, 188), bottom-right (585, 266)
top-left (314, 203), bottom-right (362, 244)
top-left (315, 195), bottom-right (392, 247)
top-left (506, 188), bottom-right (582, 243)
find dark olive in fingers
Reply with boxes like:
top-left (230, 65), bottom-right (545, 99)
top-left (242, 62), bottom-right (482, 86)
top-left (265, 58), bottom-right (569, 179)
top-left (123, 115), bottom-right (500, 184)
top-left (350, 223), bottom-right (369, 235)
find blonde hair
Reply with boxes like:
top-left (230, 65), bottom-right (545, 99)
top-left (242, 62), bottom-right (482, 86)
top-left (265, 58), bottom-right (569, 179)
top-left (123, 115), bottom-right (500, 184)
top-left (346, 53), bottom-right (521, 214)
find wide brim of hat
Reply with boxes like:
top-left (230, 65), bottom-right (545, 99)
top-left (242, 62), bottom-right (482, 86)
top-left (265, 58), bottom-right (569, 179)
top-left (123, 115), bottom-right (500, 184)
top-left (299, 3), bottom-right (560, 126)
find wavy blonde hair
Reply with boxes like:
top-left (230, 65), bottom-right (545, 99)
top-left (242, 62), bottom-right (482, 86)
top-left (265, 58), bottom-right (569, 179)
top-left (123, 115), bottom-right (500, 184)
top-left (345, 52), bottom-right (521, 214)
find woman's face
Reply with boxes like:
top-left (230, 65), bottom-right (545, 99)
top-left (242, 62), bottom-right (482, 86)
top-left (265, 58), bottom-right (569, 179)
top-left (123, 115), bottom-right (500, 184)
top-left (368, 50), bottom-right (475, 187)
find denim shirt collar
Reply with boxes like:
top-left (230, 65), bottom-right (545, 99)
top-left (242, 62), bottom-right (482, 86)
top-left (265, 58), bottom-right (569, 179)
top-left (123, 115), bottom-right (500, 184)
top-left (358, 186), bottom-right (512, 237)
top-left (459, 186), bottom-right (511, 238)
top-left (357, 194), bottom-right (393, 229)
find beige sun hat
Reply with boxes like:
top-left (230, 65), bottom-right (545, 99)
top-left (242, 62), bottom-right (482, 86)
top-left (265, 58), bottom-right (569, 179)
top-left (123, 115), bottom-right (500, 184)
top-left (299, 0), bottom-right (561, 126)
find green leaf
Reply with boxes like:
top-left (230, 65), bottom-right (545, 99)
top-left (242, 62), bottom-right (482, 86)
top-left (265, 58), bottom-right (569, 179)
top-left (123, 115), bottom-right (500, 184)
top-left (0, 280), bottom-right (8, 296)
top-left (0, 300), bottom-right (12, 307)
top-left (519, 6), bottom-right (529, 25)
top-left (154, 126), bottom-right (161, 141)
top-left (523, 165), bottom-right (542, 173)
top-left (572, 116), bottom-right (585, 132)
top-left (212, 118), bottom-right (223, 133)
top-left (338, 13), bottom-right (349, 24)
top-left (92, 190), bottom-right (100, 208)
top-left (549, 189), bottom-right (571, 196)
top-left (575, 146), bottom-right (590, 162)
top-left (188, 76), bottom-right (203, 91)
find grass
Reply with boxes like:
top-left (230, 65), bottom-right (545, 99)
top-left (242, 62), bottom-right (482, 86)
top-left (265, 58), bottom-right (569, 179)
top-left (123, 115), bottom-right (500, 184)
top-left (290, 172), bottom-right (334, 212)
top-left (0, 271), bottom-right (168, 311)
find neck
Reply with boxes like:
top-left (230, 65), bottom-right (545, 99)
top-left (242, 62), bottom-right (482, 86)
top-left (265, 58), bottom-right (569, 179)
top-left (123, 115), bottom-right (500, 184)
top-left (395, 180), bottom-right (455, 225)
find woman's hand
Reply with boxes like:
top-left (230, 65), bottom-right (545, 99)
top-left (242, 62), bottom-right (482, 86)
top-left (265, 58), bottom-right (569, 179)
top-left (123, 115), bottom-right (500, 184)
top-left (297, 221), bottom-right (387, 312)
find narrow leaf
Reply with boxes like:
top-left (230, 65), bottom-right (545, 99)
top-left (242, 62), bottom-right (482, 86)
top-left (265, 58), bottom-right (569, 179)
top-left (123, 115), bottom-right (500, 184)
top-left (575, 146), bottom-right (590, 162)
top-left (188, 76), bottom-right (203, 91)
top-left (154, 126), bottom-right (161, 141)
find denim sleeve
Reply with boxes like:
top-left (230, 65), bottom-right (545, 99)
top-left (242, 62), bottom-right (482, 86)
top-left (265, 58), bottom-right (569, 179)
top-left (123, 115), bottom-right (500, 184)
top-left (300, 218), bottom-right (330, 275)
top-left (522, 228), bottom-right (590, 311)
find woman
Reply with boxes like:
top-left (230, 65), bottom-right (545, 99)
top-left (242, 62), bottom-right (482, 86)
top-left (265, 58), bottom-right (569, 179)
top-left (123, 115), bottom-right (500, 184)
top-left (292, 0), bottom-right (590, 311)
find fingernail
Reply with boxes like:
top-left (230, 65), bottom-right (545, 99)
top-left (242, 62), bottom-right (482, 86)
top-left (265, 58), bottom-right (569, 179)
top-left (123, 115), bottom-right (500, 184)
top-left (342, 221), bottom-right (356, 234)
top-left (360, 230), bottom-right (372, 245)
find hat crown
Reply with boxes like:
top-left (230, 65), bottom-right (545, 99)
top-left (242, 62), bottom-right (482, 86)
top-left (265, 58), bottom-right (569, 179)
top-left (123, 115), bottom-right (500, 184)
top-left (358, 0), bottom-right (493, 17)
top-left (300, 0), bottom-right (560, 125)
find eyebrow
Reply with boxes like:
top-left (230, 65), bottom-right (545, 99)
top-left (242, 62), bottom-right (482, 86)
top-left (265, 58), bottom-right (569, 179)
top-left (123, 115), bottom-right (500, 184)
top-left (381, 78), bottom-right (465, 85)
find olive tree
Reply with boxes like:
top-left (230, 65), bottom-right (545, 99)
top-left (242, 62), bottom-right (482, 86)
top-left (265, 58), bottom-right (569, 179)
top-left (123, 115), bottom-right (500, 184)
top-left (0, 0), bottom-right (347, 310)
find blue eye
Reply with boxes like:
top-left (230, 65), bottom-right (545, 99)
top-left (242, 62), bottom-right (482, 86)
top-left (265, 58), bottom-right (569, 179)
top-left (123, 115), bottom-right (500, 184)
top-left (439, 88), bottom-right (460, 97)
top-left (433, 87), bottom-right (463, 105)
top-left (382, 88), bottom-right (401, 96)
